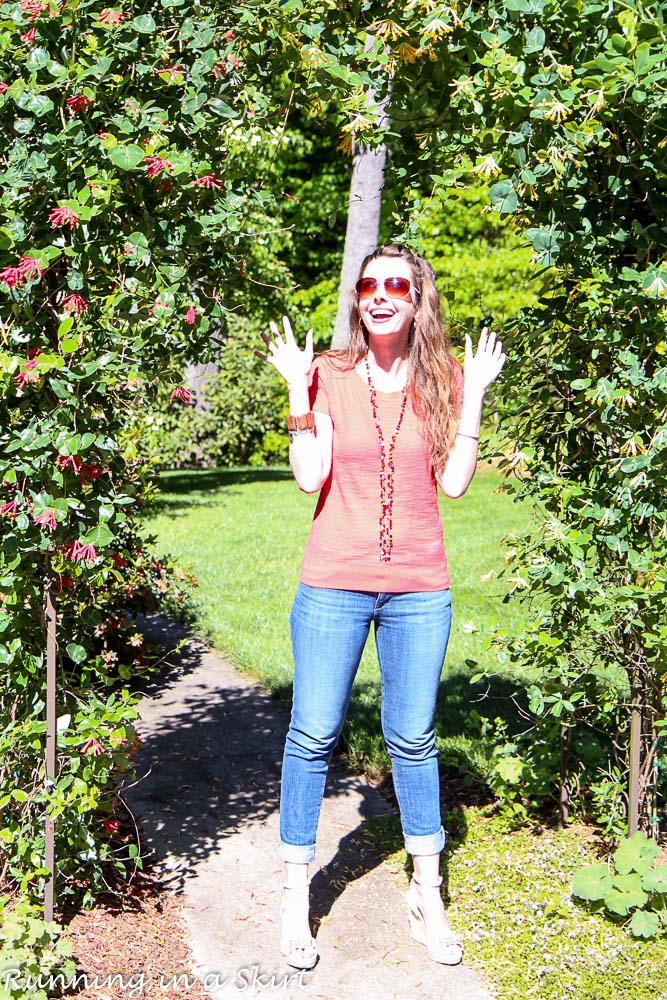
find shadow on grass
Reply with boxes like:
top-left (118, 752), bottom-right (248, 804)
top-left (144, 466), bottom-right (294, 519)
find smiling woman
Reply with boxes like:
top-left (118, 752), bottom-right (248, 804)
top-left (257, 242), bottom-right (506, 973)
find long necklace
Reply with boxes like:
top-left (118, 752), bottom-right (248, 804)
top-left (364, 356), bottom-right (408, 562)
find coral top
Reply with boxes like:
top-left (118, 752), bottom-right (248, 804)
top-left (299, 354), bottom-right (463, 593)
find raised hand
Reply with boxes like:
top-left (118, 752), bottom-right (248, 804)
top-left (257, 316), bottom-right (313, 387)
top-left (464, 327), bottom-right (507, 392)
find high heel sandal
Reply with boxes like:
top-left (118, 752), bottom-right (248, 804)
top-left (406, 875), bottom-right (463, 966)
top-left (280, 880), bottom-right (318, 970)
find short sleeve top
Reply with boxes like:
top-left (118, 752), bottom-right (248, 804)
top-left (298, 353), bottom-right (463, 593)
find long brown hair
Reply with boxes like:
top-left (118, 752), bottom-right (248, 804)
top-left (337, 243), bottom-right (460, 472)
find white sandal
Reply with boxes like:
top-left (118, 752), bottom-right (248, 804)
top-left (280, 880), bottom-right (318, 970)
top-left (406, 875), bottom-right (463, 966)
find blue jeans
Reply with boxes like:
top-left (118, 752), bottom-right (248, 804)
top-left (279, 584), bottom-right (452, 863)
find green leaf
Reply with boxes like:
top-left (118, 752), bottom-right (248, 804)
top-left (524, 27), bottom-right (546, 53)
top-left (614, 832), bottom-right (660, 875)
top-left (642, 866), bottom-right (667, 893)
top-left (493, 756), bottom-right (525, 783)
top-left (107, 144), bottom-right (146, 170)
top-left (131, 14), bottom-right (156, 33)
top-left (572, 863), bottom-right (612, 901)
top-left (489, 181), bottom-right (518, 215)
top-left (81, 524), bottom-right (114, 548)
top-left (16, 92), bottom-right (54, 117)
top-left (61, 339), bottom-right (79, 354)
top-left (629, 909), bottom-right (660, 939)
top-left (26, 47), bottom-right (50, 71)
top-left (66, 643), bottom-right (87, 664)
top-left (208, 97), bottom-right (236, 118)
top-left (58, 316), bottom-right (74, 339)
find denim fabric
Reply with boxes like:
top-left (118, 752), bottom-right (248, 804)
top-left (279, 584), bottom-right (452, 863)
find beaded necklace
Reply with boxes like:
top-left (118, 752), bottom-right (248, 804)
top-left (364, 356), bottom-right (409, 562)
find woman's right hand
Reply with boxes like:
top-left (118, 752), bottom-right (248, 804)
top-left (257, 316), bottom-right (313, 387)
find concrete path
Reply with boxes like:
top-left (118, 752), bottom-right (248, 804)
top-left (127, 617), bottom-right (494, 1000)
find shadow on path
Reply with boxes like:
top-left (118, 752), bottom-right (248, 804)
top-left (126, 616), bottom-right (394, 896)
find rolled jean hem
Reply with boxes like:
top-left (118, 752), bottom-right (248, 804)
top-left (404, 825), bottom-right (446, 857)
top-left (278, 840), bottom-right (316, 864)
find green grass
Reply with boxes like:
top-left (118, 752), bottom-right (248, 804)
top-left (144, 464), bottom-right (532, 774)
top-left (368, 809), bottom-right (667, 1000)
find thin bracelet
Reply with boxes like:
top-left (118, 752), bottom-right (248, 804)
top-left (457, 432), bottom-right (480, 441)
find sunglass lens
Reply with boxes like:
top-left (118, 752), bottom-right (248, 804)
top-left (385, 277), bottom-right (412, 299)
top-left (356, 278), bottom-right (377, 299)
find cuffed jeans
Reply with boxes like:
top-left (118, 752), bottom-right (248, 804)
top-left (279, 583), bottom-right (452, 863)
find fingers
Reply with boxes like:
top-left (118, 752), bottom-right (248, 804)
top-left (477, 327), bottom-right (504, 359)
top-left (282, 315), bottom-right (294, 343)
top-left (269, 319), bottom-right (283, 345)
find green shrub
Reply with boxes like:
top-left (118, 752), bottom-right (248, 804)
top-left (0, 898), bottom-right (75, 1000)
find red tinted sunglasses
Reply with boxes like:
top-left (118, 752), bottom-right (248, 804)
top-left (355, 276), bottom-right (413, 301)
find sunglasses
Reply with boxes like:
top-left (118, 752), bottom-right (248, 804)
top-left (355, 276), bottom-right (413, 301)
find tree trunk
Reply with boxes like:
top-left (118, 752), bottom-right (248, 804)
top-left (559, 722), bottom-right (570, 828)
top-left (331, 45), bottom-right (391, 350)
top-left (331, 141), bottom-right (388, 349)
top-left (628, 663), bottom-right (642, 835)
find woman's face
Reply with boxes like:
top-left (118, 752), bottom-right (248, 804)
top-left (357, 255), bottom-right (417, 346)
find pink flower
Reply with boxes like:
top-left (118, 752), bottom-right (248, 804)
top-left (155, 65), bottom-right (183, 83)
top-left (66, 94), bottom-right (93, 114)
top-left (169, 386), bottom-right (192, 403)
top-left (56, 454), bottom-right (83, 473)
top-left (0, 82), bottom-right (9, 94)
top-left (104, 817), bottom-right (119, 834)
top-left (211, 63), bottom-right (227, 80)
top-left (282, 191), bottom-right (300, 203)
top-left (62, 293), bottom-right (88, 313)
top-left (0, 267), bottom-right (22, 288)
top-left (20, 27), bottom-right (36, 44)
top-left (20, 0), bottom-right (46, 18)
top-left (49, 205), bottom-right (79, 228)
top-left (62, 539), bottom-right (98, 564)
top-left (185, 305), bottom-right (196, 324)
top-left (98, 9), bottom-right (125, 26)
top-left (76, 542), bottom-right (97, 564)
top-left (229, 56), bottom-right (240, 70)
top-left (34, 508), bottom-right (56, 532)
top-left (17, 256), bottom-right (42, 282)
top-left (96, 130), bottom-right (109, 140)
top-left (2, 256), bottom-right (43, 289)
top-left (82, 737), bottom-right (105, 756)
top-left (193, 173), bottom-right (222, 189)
top-left (0, 500), bottom-right (18, 518)
top-left (224, 30), bottom-right (234, 41)
top-left (15, 358), bottom-right (40, 390)
top-left (144, 155), bottom-right (173, 177)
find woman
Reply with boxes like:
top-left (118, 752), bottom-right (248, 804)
top-left (259, 243), bottom-right (506, 971)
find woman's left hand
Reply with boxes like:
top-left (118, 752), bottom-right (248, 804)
top-left (464, 327), bottom-right (507, 393)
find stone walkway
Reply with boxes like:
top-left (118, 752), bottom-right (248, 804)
top-left (126, 617), bottom-right (494, 1000)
